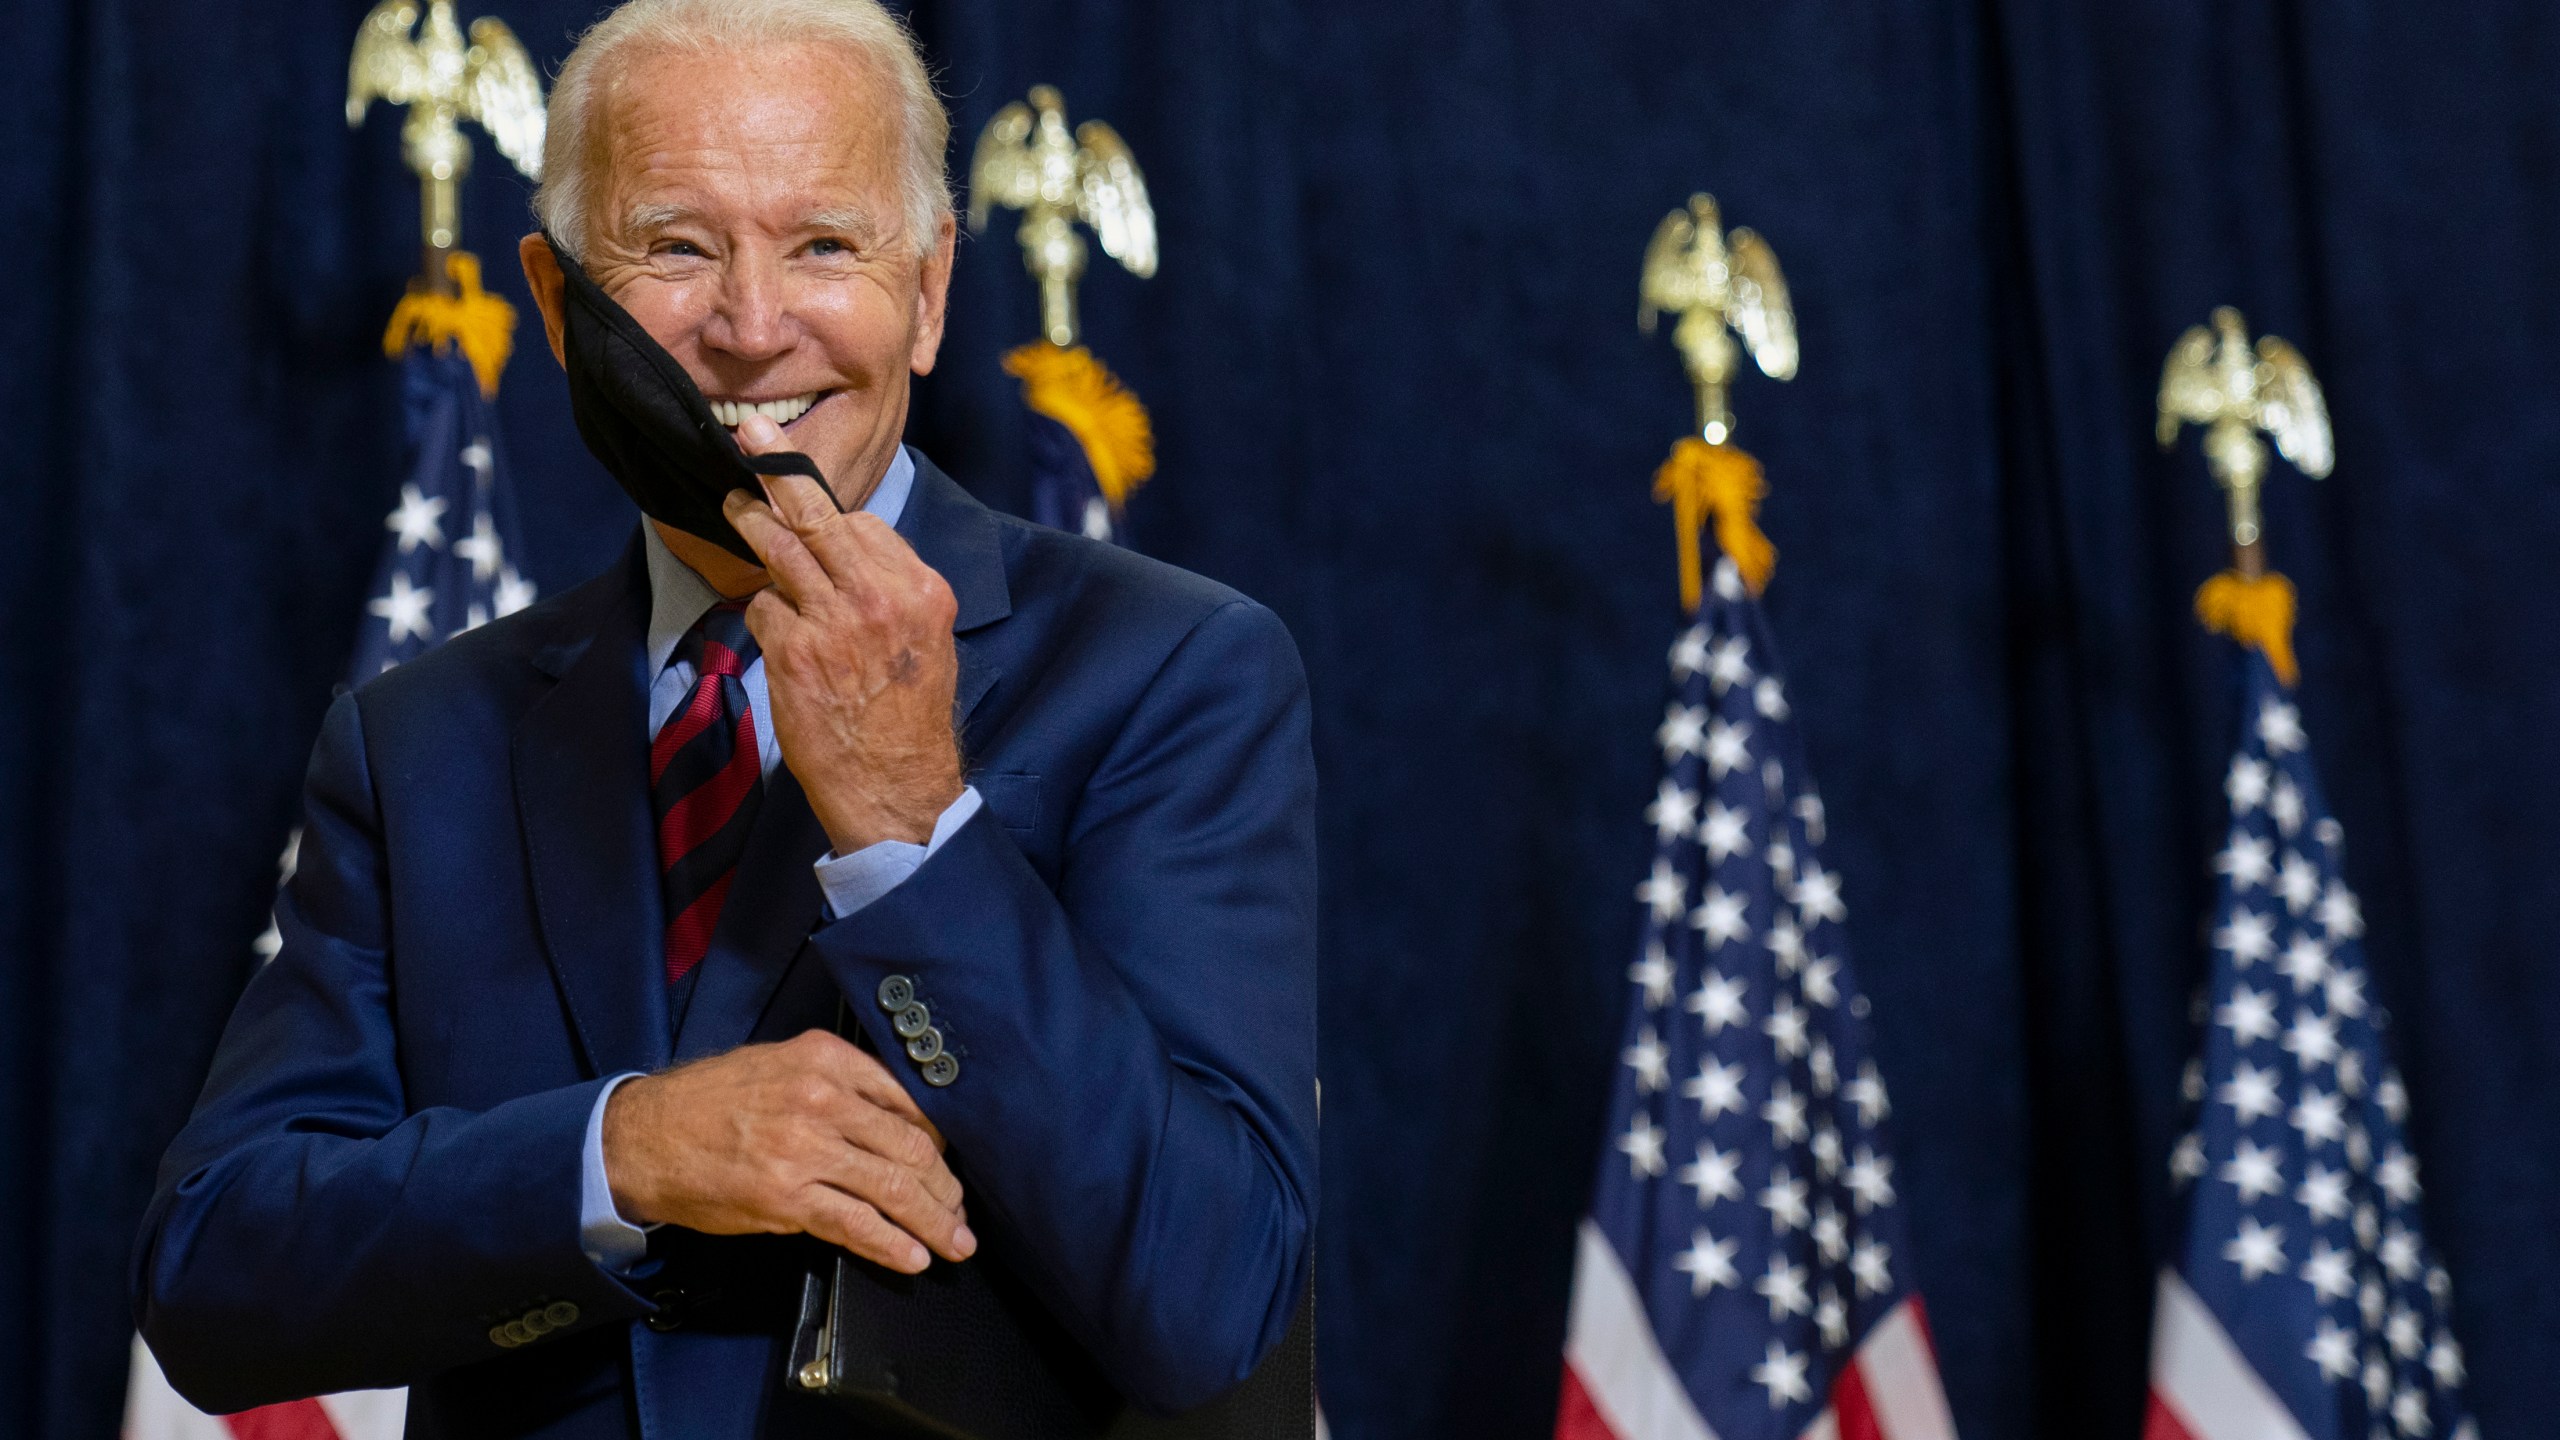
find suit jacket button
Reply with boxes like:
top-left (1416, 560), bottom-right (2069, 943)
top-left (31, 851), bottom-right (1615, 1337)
top-left (876, 975), bottom-right (915, 1012)
top-left (920, 1053), bottom-right (959, 1088)
top-left (904, 1027), bottom-right (943, 1063)
top-left (544, 1301), bottom-right (580, 1328)
top-left (892, 1002), bottom-right (932, 1040)
top-left (644, 1288), bottom-right (689, 1332)
top-left (501, 1320), bottom-right (536, 1346)
top-left (489, 1324), bottom-right (519, 1348)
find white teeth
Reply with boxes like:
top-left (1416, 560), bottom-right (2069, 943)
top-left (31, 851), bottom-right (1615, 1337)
top-left (711, 393), bottom-right (818, 427)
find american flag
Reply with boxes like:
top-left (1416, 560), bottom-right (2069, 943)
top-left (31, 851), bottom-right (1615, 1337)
top-left (1559, 554), bottom-right (1956, 1440)
top-left (1026, 404), bottom-right (1123, 544)
top-left (348, 346), bottom-right (538, 676)
top-left (125, 344), bottom-right (532, 1440)
top-left (2146, 652), bottom-right (2474, 1440)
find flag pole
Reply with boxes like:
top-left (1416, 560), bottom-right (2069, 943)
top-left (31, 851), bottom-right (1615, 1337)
top-left (2157, 306), bottom-right (2333, 685)
top-left (969, 85), bottom-right (1160, 545)
top-left (1638, 193), bottom-right (1796, 609)
top-left (348, 0), bottom-right (548, 296)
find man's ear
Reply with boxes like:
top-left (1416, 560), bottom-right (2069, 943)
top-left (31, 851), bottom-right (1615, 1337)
top-left (908, 214), bottom-right (958, 377)
top-left (519, 232), bottom-right (570, 367)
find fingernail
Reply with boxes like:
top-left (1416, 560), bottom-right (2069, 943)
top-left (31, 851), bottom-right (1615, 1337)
top-left (722, 489), bottom-right (749, 513)
top-left (953, 1224), bottom-right (977, 1257)
top-left (907, 1242), bottom-right (931, 1272)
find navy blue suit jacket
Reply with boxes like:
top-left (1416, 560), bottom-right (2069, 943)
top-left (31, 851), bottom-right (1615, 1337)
top-left (134, 459), bottom-right (1317, 1437)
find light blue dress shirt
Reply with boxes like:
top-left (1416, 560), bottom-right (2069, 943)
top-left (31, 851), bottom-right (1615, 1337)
top-left (579, 445), bottom-right (984, 1268)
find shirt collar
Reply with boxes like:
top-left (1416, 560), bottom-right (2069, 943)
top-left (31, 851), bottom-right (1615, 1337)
top-left (643, 444), bottom-right (918, 676)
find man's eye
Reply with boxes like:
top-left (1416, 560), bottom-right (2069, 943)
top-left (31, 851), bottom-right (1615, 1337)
top-left (664, 241), bottom-right (703, 257)
top-left (810, 237), bottom-right (848, 256)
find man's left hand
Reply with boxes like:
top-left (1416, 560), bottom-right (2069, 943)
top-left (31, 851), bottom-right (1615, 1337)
top-left (722, 421), bottom-right (965, 854)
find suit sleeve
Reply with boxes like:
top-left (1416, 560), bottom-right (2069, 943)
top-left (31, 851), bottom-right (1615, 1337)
top-left (132, 693), bottom-right (652, 1413)
top-left (812, 597), bottom-right (1318, 1414)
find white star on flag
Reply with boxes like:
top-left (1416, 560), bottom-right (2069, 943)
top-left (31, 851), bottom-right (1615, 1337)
top-left (2225, 1218), bottom-right (2288, 1281)
top-left (1623, 1026), bottom-right (1670, 1093)
top-left (1678, 1142), bottom-right (1745, 1207)
top-left (1637, 859), bottom-right (1687, 923)
top-left (1658, 703), bottom-right (1708, 758)
top-left (1628, 944), bottom-right (1675, 1011)
top-left (1617, 1114), bottom-right (1667, 1178)
top-left (1680, 1056), bottom-right (1748, 1122)
top-left (1686, 970), bottom-right (1749, 1034)
top-left (1672, 1228), bottom-right (1740, 1295)
top-left (1750, 1340), bottom-right (1811, 1407)
top-left (385, 483), bottom-right (449, 553)
top-left (1704, 718), bottom-right (1753, 779)
top-left (368, 572), bottom-right (436, 644)
top-left (1693, 885), bottom-right (1752, 948)
top-left (453, 510), bottom-right (506, 581)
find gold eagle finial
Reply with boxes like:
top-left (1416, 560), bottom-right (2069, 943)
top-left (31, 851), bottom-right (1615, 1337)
top-left (969, 85), bottom-right (1157, 347)
top-left (1640, 193), bottom-right (1796, 444)
top-left (347, 0), bottom-right (545, 282)
top-left (2158, 306), bottom-right (2332, 571)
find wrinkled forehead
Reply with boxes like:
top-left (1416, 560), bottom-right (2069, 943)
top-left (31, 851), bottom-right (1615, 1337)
top-left (591, 40), bottom-right (905, 229)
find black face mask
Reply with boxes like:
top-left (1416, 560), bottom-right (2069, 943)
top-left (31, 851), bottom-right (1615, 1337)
top-left (545, 233), bottom-right (837, 563)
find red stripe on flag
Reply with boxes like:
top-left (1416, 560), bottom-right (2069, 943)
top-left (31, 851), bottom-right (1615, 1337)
top-left (1831, 1359), bottom-right (1886, 1440)
top-left (2142, 1393), bottom-right (2202, 1440)
top-left (222, 1399), bottom-right (342, 1440)
top-left (1553, 1362), bottom-right (1624, 1440)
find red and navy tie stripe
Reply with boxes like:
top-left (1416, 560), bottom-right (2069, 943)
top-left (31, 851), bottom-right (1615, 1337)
top-left (651, 600), bottom-right (764, 985)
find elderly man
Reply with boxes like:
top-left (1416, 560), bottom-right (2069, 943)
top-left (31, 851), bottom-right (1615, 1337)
top-left (131, 1), bottom-right (1315, 1435)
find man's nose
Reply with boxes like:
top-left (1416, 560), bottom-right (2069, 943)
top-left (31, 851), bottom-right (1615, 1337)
top-left (703, 253), bottom-right (795, 362)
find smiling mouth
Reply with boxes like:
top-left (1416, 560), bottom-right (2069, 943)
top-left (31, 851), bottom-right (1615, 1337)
top-left (707, 392), bottom-right (828, 429)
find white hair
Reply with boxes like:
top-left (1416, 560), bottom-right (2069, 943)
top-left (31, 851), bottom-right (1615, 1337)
top-left (533, 0), bottom-right (951, 260)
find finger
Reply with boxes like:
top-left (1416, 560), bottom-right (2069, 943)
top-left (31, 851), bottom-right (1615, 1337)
top-left (766, 478), bottom-right (906, 598)
top-left (722, 493), bottom-right (832, 605)
top-left (740, 588), bottom-right (798, 654)
top-left (820, 1092), bottom-right (964, 1210)
top-left (828, 510), bottom-right (926, 575)
top-left (734, 413), bottom-right (790, 456)
top-left (797, 1190), bottom-right (931, 1274)
top-left (812, 1145), bottom-right (974, 1262)
top-left (764, 472), bottom-right (842, 533)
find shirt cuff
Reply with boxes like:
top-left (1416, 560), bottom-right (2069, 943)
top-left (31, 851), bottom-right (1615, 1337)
top-left (580, 1072), bottom-right (652, 1271)
top-left (813, 786), bottom-right (983, 921)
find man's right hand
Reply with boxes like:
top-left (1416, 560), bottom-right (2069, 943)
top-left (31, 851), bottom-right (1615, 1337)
top-left (602, 1030), bottom-right (975, 1274)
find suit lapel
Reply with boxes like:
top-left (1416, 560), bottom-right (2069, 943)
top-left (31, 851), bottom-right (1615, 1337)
top-left (513, 541), bottom-right (672, 1078)
top-left (899, 456), bottom-right (1012, 729)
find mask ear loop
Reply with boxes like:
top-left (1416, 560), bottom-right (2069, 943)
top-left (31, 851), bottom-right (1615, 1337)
top-left (541, 231), bottom-right (842, 509)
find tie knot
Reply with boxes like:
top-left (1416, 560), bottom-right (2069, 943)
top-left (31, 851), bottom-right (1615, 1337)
top-left (684, 600), bottom-right (759, 679)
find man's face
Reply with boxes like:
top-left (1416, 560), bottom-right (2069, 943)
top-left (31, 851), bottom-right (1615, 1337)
top-left (566, 41), bottom-right (953, 506)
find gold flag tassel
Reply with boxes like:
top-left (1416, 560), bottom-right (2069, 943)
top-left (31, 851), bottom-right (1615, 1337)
top-left (1654, 437), bottom-right (1777, 609)
top-left (382, 251), bottom-right (518, 399)
top-left (1002, 341), bottom-right (1157, 511)
top-left (2195, 569), bottom-right (2300, 688)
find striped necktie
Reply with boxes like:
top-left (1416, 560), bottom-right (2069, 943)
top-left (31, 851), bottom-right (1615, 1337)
top-left (650, 600), bottom-right (764, 986)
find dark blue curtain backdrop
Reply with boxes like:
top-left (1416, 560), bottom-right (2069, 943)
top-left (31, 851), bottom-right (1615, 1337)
top-left (6, 2), bottom-right (2557, 1437)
